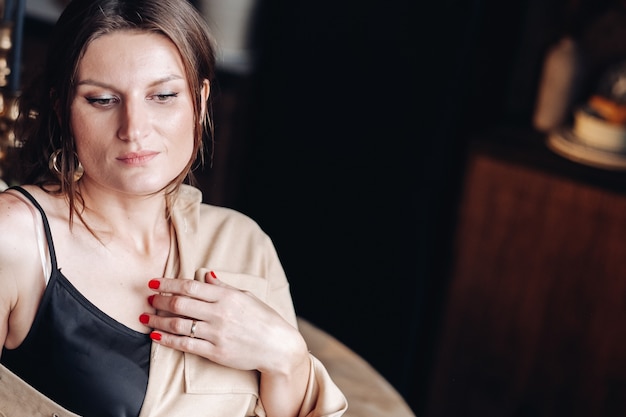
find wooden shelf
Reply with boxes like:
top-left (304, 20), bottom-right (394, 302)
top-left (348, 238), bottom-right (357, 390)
top-left (426, 127), bottom-right (626, 416)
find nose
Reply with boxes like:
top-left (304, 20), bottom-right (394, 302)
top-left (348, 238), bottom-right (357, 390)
top-left (117, 97), bottom-right (150, 142)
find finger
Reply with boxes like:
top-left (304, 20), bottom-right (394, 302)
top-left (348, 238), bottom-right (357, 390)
top-left (148, 292), bottom-right (213, 322)
top-left (148, 277), bottom-right (222, 302)
top-left (141, 313), bottom-right (204, 338)
top-left (204, 271), bottom-right (259, 302)
top-left (149, 328), bottom-right (220, 359)
top-left (205, 270), bottom-right (219, 283)
top-left (146, 316), bottom-right (228, 365)
top-left (148, 328), bottom-right (257, 372)
top-left (190, 319), bottom-right (199, 339)
top-left (203, 270), bottom-right (234, 289)
top-left (141, 312), bottom-right (221, 348)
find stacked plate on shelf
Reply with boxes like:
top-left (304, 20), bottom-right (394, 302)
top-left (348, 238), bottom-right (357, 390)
top-left (548, 60), bottom-right (626, 170)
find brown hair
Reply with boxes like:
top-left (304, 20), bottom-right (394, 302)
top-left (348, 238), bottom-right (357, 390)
top-left (15, 0), bottom-right (216, 222)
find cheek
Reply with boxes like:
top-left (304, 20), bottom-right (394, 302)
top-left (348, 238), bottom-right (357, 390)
top-left (72, 120), bottom-right (102, 160)
top-left (70, 112), bottom-right (92, 157)
top-left (178, 132), bottom-right (197, 166)
top-left (170, 106), bottom-right (197, 155)
top-left (70, 103), bottom-right (99, 142)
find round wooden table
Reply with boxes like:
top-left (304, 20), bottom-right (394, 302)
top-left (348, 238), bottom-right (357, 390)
top-left (297, 318), bottom-right (415, 417)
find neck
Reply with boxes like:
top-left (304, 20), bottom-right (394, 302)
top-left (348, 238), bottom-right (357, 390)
top-left (75, 183), bottom-right (173, 255)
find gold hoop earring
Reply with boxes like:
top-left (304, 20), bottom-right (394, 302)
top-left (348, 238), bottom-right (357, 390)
top-left (48, 149), bottom-right (62, 175)
top-left (49, 149), bottom-right (84, 182)
top-left (74, 160), bottom-right (85, 182)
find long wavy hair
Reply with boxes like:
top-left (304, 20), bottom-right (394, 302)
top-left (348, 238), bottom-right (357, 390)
top-left (15, 0), bottom-right (216, 224)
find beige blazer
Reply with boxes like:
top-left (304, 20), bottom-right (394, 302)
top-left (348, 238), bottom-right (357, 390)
top-left (0, 185), bottom-right (347, 417)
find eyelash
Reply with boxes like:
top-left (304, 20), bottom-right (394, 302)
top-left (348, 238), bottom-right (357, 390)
top-left (86, 96), bottom-right (118, 106)
top-left (151, 93), bottom-right (179, 102)
top-left (85, 93), bottom-right (179, 106)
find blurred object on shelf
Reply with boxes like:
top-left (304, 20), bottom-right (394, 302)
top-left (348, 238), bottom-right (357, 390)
top-left (533, 37), bottom-right (586, 132)
top-left (547, 59), bottom-right (626, 170)
top-left (594, 59), bottom-right (626, 104)
top-left (0, 0), bottom-right (25, 185)
top-left (571, 59), bottom-right (626, 151)
top-left (0, 21), bottom-right (12, 87)
top-left (533, 1), bottom-right (626, 134)
top-left (0, 88), bottom-right (18, 146)
top-left (587, 94), bottom-right (626, 124)
top-left (547, 128), bottom-right (626, 171)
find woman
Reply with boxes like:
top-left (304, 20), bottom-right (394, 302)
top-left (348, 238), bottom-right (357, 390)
top-left (0, 0), bottom-right (347, 416)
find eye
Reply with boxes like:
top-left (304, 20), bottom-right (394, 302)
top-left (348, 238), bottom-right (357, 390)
top-left (151, 92), bottom-right (179, 103)
top-left (86, 96), bottom-right (118, 107)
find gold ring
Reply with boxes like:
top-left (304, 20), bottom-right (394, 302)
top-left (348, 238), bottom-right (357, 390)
top-left (190, 320), bottom-right (198, 338)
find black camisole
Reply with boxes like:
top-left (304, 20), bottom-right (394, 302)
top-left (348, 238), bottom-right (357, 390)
top-left (1, 186), bottom-right (151, 417)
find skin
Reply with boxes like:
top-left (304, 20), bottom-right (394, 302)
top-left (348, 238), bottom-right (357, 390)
top-left (0, 31), bottom-right (310, 417)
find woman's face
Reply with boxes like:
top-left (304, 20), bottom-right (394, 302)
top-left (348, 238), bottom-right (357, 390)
top-left (70, 30), bottom-right (200, 196)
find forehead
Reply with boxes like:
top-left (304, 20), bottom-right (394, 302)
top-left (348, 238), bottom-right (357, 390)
top-left (77, 30), bottom-right (186, 83)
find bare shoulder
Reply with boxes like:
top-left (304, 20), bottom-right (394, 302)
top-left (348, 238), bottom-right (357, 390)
top-left (0, 190), bottom-right (35, 245)
top-left (0, 187), bottom-right (47, 282)
top-left (0, 187), bottom-right (49, 345)
top-left (0, 186), bottom-right (55, 269)
top-left (0, 187), bottom-right (43, 242)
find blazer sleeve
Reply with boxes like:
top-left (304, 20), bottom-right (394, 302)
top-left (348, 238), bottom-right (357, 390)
top-left (187, 198), bottom-right (348, 416)
top-left (257, 236), bottom-right (348, 417)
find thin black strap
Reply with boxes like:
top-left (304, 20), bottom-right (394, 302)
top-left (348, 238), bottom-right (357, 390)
top-left (8, 186), bottom-right (58, 272)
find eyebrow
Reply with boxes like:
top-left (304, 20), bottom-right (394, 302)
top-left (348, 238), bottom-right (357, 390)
top-left (76, 74), bottom-right (184, 89)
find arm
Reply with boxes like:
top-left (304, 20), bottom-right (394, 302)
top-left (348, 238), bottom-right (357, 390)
top-left (257, 328), bottom-right (310, 417)
top-left (143, 202), bottom-right (346, 416)
top-left (0, 193), bottom-right (23, 354)
top-left (0, 191), bottom-right (48, 354)
top-left (0, 274), bottom-right (13, 357)
top-left (144, 272), bottom-right (311, 417)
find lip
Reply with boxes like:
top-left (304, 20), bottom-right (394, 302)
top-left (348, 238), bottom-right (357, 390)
top-left (116, 150), bottom-right (160, 165)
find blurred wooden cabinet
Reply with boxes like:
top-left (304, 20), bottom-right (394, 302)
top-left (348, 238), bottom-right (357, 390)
top-left (426, 131), bottom-right (626, 416)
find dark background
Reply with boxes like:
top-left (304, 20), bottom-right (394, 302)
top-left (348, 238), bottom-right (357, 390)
top-left (218, 0), bottom-right (625, 414)
top-left (223, 0), bottom-right (493, 412)
top-left (15, 0), bottom-right (626, 415)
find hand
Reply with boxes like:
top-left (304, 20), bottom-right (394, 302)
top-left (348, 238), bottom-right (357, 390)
top-left (140, 271), bottom-right (309, 376)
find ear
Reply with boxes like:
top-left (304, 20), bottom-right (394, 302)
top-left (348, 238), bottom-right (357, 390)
top-left (200, 79), bottom-right (210, 117)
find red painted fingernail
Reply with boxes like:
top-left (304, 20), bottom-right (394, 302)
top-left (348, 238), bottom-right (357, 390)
top-left (147, 295), bottom-right (155, 306)
top-left (210, 271), bottom-right (217, 279)
top-left (139, 314), bottom-right (150, 324)
top-left (148, 279), bottom-right (160, 289)
top-left (150, 331), bottom-right (162, 341)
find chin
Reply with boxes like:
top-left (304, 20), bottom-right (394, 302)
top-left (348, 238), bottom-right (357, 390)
top-left (121, 181), bottom-right (170, 196)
